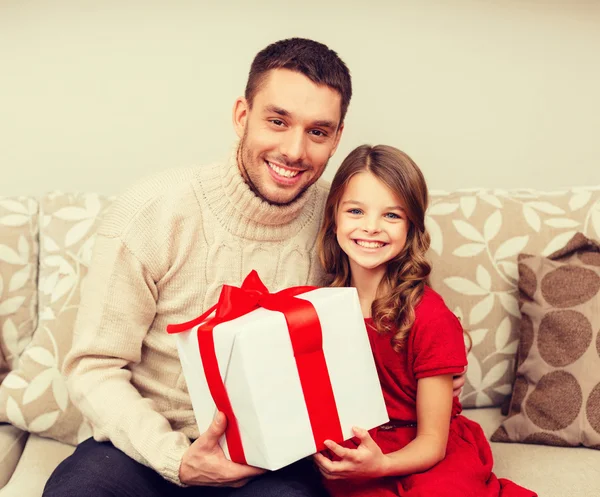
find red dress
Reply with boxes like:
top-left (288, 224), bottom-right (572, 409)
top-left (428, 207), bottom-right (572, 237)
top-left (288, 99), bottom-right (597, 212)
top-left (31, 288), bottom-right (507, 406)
top-left (323, 286), bottom-right (536, 497)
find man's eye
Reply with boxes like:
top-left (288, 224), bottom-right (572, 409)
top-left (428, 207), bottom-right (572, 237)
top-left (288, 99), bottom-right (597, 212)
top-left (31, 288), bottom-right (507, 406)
top-left (310, 129), bottom-right (326, 137)
top-left (270, 119), bottom-right (285, 127)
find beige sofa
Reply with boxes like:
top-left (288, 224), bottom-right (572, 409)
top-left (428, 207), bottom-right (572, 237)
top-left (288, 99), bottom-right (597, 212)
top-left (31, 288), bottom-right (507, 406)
top-left (1, 187), bottom-right (600, 497)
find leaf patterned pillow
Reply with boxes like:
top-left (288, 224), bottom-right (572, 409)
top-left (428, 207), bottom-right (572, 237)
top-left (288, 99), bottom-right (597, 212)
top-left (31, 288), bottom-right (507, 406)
top-left (0, 192), bottom-right (114, 444)
top-left (427, 187), bottom-right (600, 408)
top-left (0, 197), bottom-right (39, 383)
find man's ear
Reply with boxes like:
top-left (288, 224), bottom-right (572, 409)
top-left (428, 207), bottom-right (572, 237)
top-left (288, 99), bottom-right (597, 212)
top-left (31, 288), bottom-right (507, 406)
top-left (329, 122), bottom-right (345, 158)
top-left (232, 97), bottom-right (249, 139)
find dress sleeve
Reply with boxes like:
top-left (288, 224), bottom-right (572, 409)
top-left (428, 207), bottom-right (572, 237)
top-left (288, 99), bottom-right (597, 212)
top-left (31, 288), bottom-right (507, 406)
top-left (411, 293), bottom-right (467, 380)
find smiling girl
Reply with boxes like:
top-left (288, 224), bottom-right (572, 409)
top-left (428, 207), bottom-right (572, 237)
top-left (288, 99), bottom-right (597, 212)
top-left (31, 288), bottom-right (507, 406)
top-left (313, 145), bottom-right (536, 497)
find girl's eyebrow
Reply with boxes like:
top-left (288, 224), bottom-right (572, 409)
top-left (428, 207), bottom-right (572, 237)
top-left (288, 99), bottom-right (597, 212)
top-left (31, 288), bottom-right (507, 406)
top-left (341, 200), bottom-right (405, 212)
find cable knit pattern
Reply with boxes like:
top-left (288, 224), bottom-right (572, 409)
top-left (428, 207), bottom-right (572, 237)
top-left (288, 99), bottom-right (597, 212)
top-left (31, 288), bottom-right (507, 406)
top-left (63, 146), bottom-right (329, 485)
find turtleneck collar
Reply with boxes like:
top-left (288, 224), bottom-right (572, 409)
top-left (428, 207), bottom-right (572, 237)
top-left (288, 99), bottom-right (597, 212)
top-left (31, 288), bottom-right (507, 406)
top-left (196, 142), bottom-right (320, 241)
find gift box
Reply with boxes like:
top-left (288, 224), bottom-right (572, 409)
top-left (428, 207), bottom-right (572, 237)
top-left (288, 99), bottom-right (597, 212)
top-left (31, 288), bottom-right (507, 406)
top-left (167, 271), bottom-right (388, 471)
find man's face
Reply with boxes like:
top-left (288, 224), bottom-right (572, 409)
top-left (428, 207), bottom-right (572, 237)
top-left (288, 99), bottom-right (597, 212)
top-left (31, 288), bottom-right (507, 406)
top-left (233, 69), bottom-right (344, 205)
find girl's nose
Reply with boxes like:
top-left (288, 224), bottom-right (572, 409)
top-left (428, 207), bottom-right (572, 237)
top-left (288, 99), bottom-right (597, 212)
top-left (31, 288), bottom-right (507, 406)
top-left (362, 219), bottom-right (381, 234)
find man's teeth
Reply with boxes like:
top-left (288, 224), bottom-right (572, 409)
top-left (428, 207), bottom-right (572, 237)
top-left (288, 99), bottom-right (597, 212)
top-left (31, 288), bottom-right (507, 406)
top-left (268, 161), bottom-right (299, 178)
top-left (356, 240), bottom-right (385, 248)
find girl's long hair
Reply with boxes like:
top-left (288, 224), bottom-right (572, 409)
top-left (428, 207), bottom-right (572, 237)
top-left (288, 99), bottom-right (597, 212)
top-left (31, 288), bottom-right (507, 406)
top-left (317, 145), bottom-right (431, 350)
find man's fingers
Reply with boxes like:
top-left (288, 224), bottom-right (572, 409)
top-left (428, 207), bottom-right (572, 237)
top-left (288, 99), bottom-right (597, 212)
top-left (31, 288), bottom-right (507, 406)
top-left (202, 411), bottom-right (227, 446)
top-left (227, 461), bottom-right (266, 480)
top-left (228, 477), bottom-right (251, 488)
top-left (452, 370), bottom-right (466, 396)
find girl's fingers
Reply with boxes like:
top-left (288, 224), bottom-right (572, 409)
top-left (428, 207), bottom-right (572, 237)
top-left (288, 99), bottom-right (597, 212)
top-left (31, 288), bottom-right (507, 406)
top-left (324, 440), bottom-right (354, 460)
top-left (313, 453), bottom-right (350, 479)
top-left (352, 426), bottom-right (377, 449)
top-left (313, 453), bottom-right (330, 468)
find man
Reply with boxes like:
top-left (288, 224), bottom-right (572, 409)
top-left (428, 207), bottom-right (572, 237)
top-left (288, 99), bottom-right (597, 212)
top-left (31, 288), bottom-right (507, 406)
top-left (44, 38), bottom-right (465, 497)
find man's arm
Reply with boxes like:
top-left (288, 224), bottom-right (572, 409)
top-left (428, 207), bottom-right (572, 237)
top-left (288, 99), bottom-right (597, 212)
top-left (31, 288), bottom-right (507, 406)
top-left (64, 233), bottom-right (263, 486)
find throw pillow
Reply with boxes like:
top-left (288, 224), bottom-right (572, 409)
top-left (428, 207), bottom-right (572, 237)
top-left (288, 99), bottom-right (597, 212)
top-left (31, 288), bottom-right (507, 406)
top-left (491, 232), bottom-right (600, 449)
top-left (427, 186), bottom-right (600, 407)
top-left (0, 197), bottom-right (39, 383)
top-left (0, 192), bottom-right (114, 444)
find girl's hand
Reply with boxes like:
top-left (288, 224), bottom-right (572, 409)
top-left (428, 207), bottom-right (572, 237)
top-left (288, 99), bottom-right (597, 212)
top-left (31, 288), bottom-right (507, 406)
top-left (313, 427), bottom-right (390, 480)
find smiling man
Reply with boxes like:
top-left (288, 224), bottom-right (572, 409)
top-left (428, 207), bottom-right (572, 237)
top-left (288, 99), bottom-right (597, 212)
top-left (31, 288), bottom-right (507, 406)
top-left (43, 38), bottom-right (464, 497)
top-left (43, 38), bottom-right (351, 497)
top-left (235, 67), bottom-right (345, 206)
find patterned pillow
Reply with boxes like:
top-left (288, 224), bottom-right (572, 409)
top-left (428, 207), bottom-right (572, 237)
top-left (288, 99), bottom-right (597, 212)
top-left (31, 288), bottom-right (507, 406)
top-left (0, 197), bottom-right (39, 383)
top-left (427, 187), bottom-right (600, 407)
top-left (0, 193), bottom-right (114, 444)
top-left (491, 233), bottom-right (600, 448)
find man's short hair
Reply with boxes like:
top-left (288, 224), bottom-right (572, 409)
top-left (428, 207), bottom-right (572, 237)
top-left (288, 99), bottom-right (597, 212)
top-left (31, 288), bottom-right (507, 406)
top-left (245, 38), bottom-right (352, 125)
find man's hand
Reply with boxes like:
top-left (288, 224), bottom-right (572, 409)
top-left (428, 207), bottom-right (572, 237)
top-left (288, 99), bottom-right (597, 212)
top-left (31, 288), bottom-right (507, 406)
top-left (313, 427), bottom-right (389, 480)
top-left (452, 345), bottom-right (469, 398)
top-left (179, 411), bottom-right (266, 487)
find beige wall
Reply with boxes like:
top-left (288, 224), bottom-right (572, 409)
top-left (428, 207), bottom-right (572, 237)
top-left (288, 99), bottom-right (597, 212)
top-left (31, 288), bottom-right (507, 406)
top-left (1, 0), bottom-right (599, 197)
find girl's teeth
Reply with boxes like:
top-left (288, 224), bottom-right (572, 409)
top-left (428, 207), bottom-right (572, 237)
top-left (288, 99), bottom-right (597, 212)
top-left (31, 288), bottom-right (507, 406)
top-left (356, 240), bottom-right (384, 248)
top-left (268, 162), bottom-right (299, 178)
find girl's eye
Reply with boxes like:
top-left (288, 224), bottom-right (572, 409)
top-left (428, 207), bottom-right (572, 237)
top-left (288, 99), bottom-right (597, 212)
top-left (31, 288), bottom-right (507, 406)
top-left (348, 208), bottom-right (363, 215)
top-left (385, 212), bottom-right (401, 219)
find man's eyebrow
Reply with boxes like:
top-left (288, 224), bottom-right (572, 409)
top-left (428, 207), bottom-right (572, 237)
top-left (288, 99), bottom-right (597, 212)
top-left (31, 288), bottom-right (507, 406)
top-left (265, 105), bottom-right (291, 117)
top-left (313, 120), bottom-right (337, 131)
top-left (264, 105), bottom-right (338, 130)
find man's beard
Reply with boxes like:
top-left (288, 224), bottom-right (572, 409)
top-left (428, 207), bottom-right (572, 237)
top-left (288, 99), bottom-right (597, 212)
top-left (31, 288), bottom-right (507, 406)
top-left (238, 132), bottom-right (321, 207)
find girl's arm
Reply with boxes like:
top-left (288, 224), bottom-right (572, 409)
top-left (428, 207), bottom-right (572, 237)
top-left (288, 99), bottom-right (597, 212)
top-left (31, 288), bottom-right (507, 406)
top-left (381, 374), bottom-right (453, 476)
top-left (314, 374), bottom-right (453, 479)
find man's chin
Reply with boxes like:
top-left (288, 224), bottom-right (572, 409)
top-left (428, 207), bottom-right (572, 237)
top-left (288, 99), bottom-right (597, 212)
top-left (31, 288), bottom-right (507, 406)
top-left (261, 193), bottom-right (302, 206)
top-left (259, 186), bottom-right (309, 206)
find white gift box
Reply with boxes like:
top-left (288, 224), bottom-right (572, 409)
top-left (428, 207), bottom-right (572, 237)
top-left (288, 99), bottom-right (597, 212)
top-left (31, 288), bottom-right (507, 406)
top-left (173, 285), bottom-right (389, 471)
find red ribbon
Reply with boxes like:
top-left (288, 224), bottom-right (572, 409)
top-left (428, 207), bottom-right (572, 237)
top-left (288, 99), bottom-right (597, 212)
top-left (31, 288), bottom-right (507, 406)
top-left (167, 270), bottom-right (343, 464)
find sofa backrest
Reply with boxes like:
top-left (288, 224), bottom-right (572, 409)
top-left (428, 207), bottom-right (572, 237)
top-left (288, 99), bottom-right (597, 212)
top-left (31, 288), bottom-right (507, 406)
top-left (1, 186), bottom-right (599, 443)
top-left (427, 186), bottom-right (600, 407)
top-left (0, 193), bottom-right (113, 444)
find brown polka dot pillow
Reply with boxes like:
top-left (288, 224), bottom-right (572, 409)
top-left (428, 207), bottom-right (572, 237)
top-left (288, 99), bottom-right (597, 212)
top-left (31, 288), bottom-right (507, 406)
top-left (492, 232), bottom-right (600, 449)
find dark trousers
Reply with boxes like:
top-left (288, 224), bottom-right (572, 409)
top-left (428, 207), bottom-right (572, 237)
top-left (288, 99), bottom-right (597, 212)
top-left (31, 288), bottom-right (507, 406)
top-left (43, 438), bottom-right (327, 497)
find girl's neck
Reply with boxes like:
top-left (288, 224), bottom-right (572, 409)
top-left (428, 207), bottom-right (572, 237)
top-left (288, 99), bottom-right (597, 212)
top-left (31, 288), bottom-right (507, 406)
top-left (350, 264), bottom-right (386, 318)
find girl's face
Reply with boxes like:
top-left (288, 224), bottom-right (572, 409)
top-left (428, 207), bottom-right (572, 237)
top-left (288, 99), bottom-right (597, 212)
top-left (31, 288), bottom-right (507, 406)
top-left (335, 171), bottom-right (410, 278)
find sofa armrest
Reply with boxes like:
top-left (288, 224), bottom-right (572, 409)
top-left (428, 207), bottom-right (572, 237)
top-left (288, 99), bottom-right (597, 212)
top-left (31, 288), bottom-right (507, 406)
top-left (0, 424), bottom-right (28, 488)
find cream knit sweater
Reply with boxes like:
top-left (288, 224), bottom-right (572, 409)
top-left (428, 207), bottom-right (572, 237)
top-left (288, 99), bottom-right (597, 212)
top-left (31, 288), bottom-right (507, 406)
top-left (63, 146), bottom-right (330, 485)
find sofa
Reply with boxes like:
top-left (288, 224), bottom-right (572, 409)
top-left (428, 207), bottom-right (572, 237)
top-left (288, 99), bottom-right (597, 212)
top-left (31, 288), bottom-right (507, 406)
top-left (1, 186), bottom-right (599, 497)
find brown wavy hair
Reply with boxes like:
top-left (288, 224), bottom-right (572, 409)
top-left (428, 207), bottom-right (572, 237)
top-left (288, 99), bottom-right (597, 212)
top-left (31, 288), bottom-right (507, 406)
top-left (318, 145), bottom-right (431, 350)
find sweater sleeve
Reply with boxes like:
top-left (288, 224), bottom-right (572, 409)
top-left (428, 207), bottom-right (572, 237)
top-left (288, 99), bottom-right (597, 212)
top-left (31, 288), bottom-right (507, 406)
top-left (63, 232), bottom-right (190, 485)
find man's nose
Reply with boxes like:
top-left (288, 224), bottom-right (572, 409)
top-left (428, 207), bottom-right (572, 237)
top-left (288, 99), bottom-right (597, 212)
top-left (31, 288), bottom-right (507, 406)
top-left (280, 128), bottom-right (306, 165)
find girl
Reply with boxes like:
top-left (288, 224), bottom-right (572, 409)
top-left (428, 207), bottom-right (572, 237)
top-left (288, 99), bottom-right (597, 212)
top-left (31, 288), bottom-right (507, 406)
top-left (313, 145), bottom-right (536, 497)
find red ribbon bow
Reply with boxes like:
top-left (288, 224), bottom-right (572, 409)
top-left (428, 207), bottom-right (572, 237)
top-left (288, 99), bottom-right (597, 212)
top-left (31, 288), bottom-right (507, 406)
top-left (167, 270), bottom-right (343, 465)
